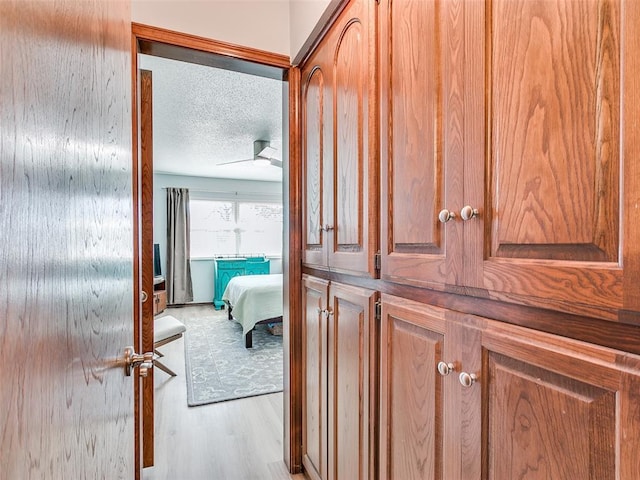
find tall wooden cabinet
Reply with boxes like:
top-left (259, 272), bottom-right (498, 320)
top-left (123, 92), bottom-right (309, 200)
top-left (301, 0), bottom-right (378, 277)
top-left (302, 275), bottom-right (377, 480)
top-left (299, 0), bottom-right (640, 478)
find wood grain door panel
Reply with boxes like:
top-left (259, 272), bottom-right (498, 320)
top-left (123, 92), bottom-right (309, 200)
top-left (328, 0), bottom-right (377, 276)
top-left (379, 0), bottom-right (463, 289)
top-left (487, 353), bottom-right (615, 479)
top-left (302, 276), bottom-right (330, 480)
top-left (327, 282), bottom-right (376, 480)
top-left (302, 65), bottom-right (328, 268)
top-left (379, 295), bottom-right (447, 480)
top-left (469, 0), bottom-right (625, 317)
top-left (489, 0), bottom-right (619, 265)
top-left (0, 0), bottom-right (134, 476)
top-left (482, 321), bottom-right (640, 479)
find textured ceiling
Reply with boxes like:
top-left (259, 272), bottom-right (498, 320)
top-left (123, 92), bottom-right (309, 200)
top-left (139, 54), bottom-right (283, 182)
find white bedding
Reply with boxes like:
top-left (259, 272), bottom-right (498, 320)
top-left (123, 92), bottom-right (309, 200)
top-left (221, 273), bottom-right (283, 334)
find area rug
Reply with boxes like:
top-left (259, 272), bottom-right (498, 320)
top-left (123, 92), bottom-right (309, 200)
top-left (183, 311), bottom-right (283, 406)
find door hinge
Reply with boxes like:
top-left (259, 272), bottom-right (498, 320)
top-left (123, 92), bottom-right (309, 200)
top-left (374, 251), bottom-right (381, 272)
top-left (375, 300), bottom-right (382, 321)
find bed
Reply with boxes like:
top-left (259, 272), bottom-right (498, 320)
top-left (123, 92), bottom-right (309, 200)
top-left (221, 273), bottom-right (283, 348)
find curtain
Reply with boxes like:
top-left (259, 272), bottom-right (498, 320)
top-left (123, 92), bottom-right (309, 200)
top-left (166, 187), bottom-right (193, 304)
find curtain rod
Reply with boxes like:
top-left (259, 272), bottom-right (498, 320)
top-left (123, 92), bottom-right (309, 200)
top-left (160, 187), bottom-right (278, 195)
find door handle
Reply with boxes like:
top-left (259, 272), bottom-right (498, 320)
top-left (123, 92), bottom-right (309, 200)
top-left (124, 346), bottom-right (154, 377)
top-left (141, 290), bottom-right (148, 303)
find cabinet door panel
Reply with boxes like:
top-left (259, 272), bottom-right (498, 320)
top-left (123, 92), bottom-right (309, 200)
top-left (328, 0), bottom-right (377, 276)
top-left (302, 59), bottom-right (329, 268)
top-left (483, 323), bottom-right (640, 479)
top-left (379, 0), bottom-right (463, 289)
top-left (302, 276), bottom-right (329, 480)
top-left (327, 282), bottom-right (375, 480)
top-left (334, 21), bottom-right (362, 249)
top-left (490, 0), bottom-right (618, 263)
top-left (488, 353), bottom-right (615, 479)
top-left (379, 295), bottom-right (447, 480)
top-left (469, 0), bottom-right (625, 316)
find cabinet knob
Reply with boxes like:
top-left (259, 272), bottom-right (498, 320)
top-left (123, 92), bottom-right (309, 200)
top-left (460, 205), bottom-right (479, 221)
top-left (438, 209), bottom-right (456, 223)
top-left (324, 224), bottom-right (334, 231)
top-left (437, 361), bottom-right (455, 376)
top-left (459, 371), bottom-right (477, 387)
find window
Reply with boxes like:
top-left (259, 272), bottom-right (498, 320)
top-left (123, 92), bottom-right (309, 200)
top-left (190, 198), bottom-right (283, 258)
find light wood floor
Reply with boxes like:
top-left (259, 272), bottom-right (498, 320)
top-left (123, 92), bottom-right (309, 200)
top-left (143, 305), bottom-right (306, 480)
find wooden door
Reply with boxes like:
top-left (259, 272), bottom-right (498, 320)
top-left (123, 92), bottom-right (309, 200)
top-left (466, 0), bottom-right (639, 320)
top-left (482, 320), bottom-right (640, 479)
top-left (379, 295), bottom-right (447, 479)
top-left (379, 0), bottom-right (464, 290)
top-left (301, 275), bottom-right (330, 480)
top-left (327, 282), bottom-right (377, 480)
top-left (0, 0), bottom-right (134, 477)
top-left (301, 0), bottom-right (378, 277)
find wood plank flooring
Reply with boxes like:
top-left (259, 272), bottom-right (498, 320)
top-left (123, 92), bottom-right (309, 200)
top-left (143, 305), bottom-right (306, 480)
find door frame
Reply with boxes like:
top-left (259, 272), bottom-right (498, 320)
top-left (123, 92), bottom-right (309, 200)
top-left (130, 23), bottom-right (303, 475)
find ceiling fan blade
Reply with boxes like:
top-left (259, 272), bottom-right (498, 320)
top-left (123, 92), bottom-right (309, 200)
top-left (217, 158), bottom-right (254, 166)
top-left (216, 140), bottom-right (282, 168)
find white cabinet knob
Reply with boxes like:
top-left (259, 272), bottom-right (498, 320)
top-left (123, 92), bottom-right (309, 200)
top-left (460, 205), bottom-right (479, 221)
top-left (438, 209), bottom-right (456, 223)
top-left (459, 371), bottom-right (477, 387)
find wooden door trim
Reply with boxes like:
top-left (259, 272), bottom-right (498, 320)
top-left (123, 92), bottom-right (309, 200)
top-left (139, 69), bottom-right (155, 468)
top-left (132, 22), bottom-right (289, 77)
top-left (130, 23), bottom-right (303, 474)
top-left (285, 66), bottom-right (304, 473)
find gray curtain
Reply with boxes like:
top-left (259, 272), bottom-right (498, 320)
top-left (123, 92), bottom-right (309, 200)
top-left (166, 188), bottom-right (193, 304)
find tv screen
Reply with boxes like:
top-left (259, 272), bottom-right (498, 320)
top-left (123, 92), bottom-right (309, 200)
top-left (153, 243), bottom-right (162, 277)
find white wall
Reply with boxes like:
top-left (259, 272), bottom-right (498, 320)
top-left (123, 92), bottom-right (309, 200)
top-left (154, 173), bottom-right (283, 303)
top-left (133, 1), bottom-right (332, 61)
top-left (289, 0), bottom-right (331, 61)
top-left (132, 0), bottom-right (291, 56)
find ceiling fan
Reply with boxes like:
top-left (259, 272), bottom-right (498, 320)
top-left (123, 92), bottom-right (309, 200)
top-left (218, 140), bottom-right (282, 168)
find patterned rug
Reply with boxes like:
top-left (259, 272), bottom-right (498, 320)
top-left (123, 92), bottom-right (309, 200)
top-left (183, 311), bottom-right (283, 406)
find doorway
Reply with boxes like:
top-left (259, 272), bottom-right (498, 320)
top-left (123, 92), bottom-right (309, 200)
top-left (131, 23), bottom-right (302, 477)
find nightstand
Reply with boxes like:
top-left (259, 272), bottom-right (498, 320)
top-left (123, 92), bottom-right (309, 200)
top-left (153, 276), bottom-right (167, 315)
